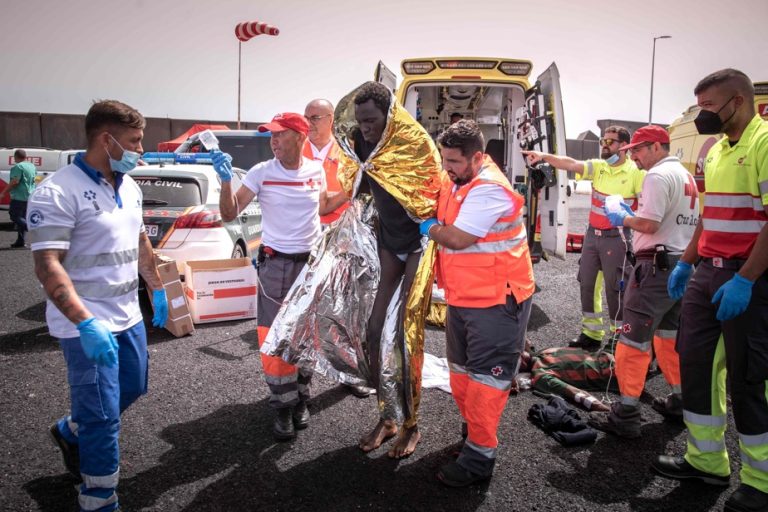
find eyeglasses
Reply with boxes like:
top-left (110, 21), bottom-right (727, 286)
top-left (600, 138), bottom-right (621, 146)
top-left (305, 114), bottom-right (331, 123)
top-left (630, 143), bottom-right (652, 153)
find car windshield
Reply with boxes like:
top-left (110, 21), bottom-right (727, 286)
top-left (133, 176), bottom-right (203, 207)
top-left (219, 136), bottom-right (273, 169)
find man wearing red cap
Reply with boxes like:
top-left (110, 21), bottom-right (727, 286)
top-left (587, 125), bottom-right (699, 438)
top-left (215, 112), bottom-right (347, 441)
top-left (524, 127), bottom-right (644, 352)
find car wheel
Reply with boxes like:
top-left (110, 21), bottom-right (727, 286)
top-left (231, 242), bottom-right (246, 259)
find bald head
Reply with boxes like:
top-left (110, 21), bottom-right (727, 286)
top-left (304, 98), bottom-right (334, 148)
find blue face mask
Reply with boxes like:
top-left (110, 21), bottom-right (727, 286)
top-left (605, 153), bottom-right (620, 165)
top-left (106, 134), bottom-right (140, 173)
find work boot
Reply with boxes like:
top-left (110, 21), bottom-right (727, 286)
top-left (651, 455), bottom-right (730, 486)
top-left (588, 402), bottom-right (641, 438)
top-left (724, 483), bottom-right (768, 511)
top-left (568, 333), bottom-right (602, 351)
top-left (344, 384), bottom-right (373, 398)
top-left (273, 408), bottom-right (295, 441)
top-left (437, 461), bottom-right (491, 488)
top-left (10, 240), bottom-right (25, 248)
top-left (49, 423), bottom-right (81, 482)
top-left (292, 401), bottom-right (310, 430)
top-left (652, 393), bottom-right (684, 423)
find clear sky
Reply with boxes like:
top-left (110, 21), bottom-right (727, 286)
top-left (3, 0), bottom-right (766, 138)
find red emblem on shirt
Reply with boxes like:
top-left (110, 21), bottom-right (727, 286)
top-left (491, 365), bottom-right (503, 377)
top-left (622, 324), bottom-right (632, 334)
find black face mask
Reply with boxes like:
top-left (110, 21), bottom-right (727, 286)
top-left (694, 95), bottom-right (736, 135)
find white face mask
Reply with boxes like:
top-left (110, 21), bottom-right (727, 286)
top-left (106, 134), bottom-right (140, 173)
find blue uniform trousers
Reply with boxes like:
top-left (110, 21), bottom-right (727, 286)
top-left (54, 321), bottom-right (148, 512)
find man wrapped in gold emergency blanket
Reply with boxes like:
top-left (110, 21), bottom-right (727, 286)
top-left (261, 82), bottom-right (442, 435)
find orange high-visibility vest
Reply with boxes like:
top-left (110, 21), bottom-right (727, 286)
top-left (302, 139), bottom-right (349, 224)
top-left (436, 156), bottom-right (535, 308)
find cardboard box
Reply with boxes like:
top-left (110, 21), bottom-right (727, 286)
top-left (183, 258), bottom-right (258, 324)
top-left (149, 255), bottom-right (195, 337)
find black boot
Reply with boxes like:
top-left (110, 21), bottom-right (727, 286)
top-left (273, 408), bottom-right (295, 441)
top-left (292, 401), bottom-right (310, 430)
top-left (568, 333), bottom-right (602, 351)
top-left (724, 483), bottom-right (768, 511)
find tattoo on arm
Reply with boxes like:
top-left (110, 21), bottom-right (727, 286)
top-left (33, 249), bottom-right (91, 324)
top-left (138, 233), bottom-right (163, 291)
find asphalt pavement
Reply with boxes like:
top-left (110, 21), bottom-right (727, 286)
top-left (0, 195), bottom-right (744, 511)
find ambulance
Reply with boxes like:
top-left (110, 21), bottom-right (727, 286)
top-left (0, 147), bottom-right (82, 209)
top-left (375, 57), bottom-right (569, 261)
top-left (668, 81), bottom-right (768, 194)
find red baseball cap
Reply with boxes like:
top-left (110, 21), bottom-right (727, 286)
top-left (620, 125), bottom-right (670, 151)
top-left (257, 112), bottom-right (309, 136)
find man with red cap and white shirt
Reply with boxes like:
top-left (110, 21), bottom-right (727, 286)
top-left (214, 112), bottom-right (347, 441)
top-left (587, 125), bottom-right (700, 438)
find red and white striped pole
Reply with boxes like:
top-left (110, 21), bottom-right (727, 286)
top-left (235, 22), bottom-right (280, 129)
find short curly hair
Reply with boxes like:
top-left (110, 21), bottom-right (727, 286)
top-left (437, 119), bottom-right (485, 157)
top-left (353, 81), bottom-right (391, 116)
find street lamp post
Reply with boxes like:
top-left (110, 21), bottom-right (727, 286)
top-left (649, 35), bottom-right (671, 125)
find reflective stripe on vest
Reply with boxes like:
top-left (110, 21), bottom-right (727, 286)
top-left (64, 248), bottom-right (139, 270)
top-left (436, 155), bottom-right (534, 307)
top-left (27, 226), bottom-right (74, 244)
top-left (72, 278), bottom-right (139, 299)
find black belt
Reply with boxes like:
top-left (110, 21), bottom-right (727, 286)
top-left (700, 257), bottom-right (747, 270)
top-left (262, 246), bottom-right (310, 262)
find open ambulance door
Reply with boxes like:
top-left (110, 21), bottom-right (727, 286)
top-left (517, 63), bottom-right (569, 260)
top-left (375, 60), bottom-right (398, 93)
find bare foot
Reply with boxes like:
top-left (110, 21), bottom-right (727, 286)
top-left (359, 419), bottom-right (397, 452)
top-left (388, 425), bottom-right (421, 459)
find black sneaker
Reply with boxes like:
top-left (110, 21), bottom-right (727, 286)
top-left (568, 333), bottom-right (602, 351)
top-left (292, 401), bottom-right (310, 430)
top-left (651, 455), bottom-right (730, 486)
top-left (49, 423), bottom-right (81, 482)
top-left (652, 394), bottom-right (684, 423)
top-left (588, 403), bottom-right (641, 438)
top-left (273, 408), bottom-right (296, 441)
top-left (437, 461), bottom-right (490, 487)
top-left (724, 483), bottom-right (768, 511)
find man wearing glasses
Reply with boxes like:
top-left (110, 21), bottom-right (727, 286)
top-left (587, 125), bottom-right (698, 438)
top-left (523, 126), bottom-right (645, 352)
top-left (303, 99), bottom-right (350, 226)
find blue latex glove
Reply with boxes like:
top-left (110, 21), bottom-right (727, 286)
top-left (76, 318), bottom-right (119, 367)
top-left (667, 261), bottom-right (694, 300)
top-left (251, 256), bottom-right (258, 270)
top-left (152, 289), bottom-right (168, 328)
top-left (604, 202), bottom-right (634, 227)
top-left (211, 150), bottom-right (233, 182)
top-left (420, 218), bottom-right (439, 237)
top-left (712, 273), bottom-right (754, 321)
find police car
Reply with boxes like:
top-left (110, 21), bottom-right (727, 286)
top-left (131, 152), bottom-right (262, 274)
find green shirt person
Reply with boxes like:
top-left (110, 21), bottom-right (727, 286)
top-left (0, 149), bottom-right (37, 247)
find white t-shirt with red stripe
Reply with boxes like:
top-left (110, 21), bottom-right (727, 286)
top-left (241, 157), bottom-right (326, 253)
